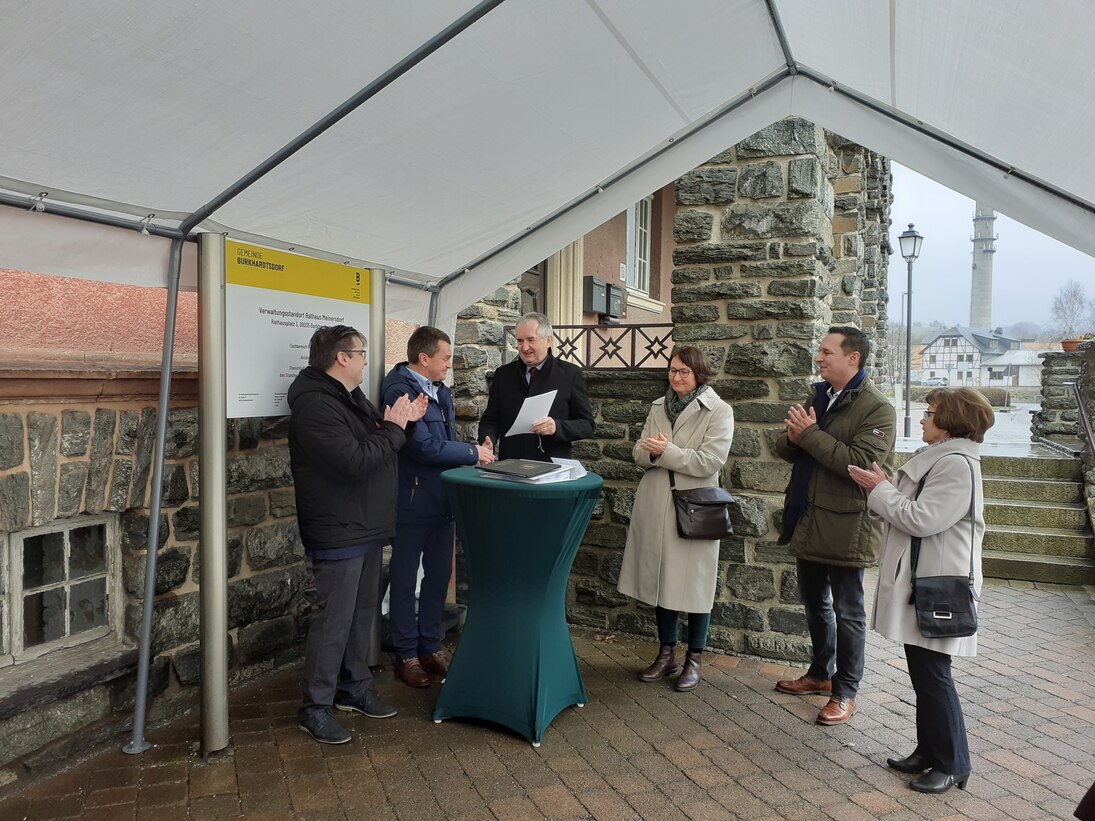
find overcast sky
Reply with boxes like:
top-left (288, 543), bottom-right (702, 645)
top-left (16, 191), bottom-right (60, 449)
top-left (886, 163), bottom-right (1095, 330)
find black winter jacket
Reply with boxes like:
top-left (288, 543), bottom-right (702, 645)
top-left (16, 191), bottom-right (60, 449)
top-left (478, 351), bottom-right (595, 461)
top-left (381, 362), bottom-right (478, 524)
top-left (287, 366), bottom-right (408, 550)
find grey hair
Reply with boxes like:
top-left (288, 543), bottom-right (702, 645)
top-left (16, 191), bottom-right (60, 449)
top-left (517, 312), bottom-right (553, 339)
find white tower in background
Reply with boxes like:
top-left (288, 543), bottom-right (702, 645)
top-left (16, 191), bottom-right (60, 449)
top-left (970, 203), bottom-right (997, 329)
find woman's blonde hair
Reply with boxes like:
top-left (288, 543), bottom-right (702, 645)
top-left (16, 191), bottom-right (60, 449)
top-left (925, 387), bottom-right (995, 442)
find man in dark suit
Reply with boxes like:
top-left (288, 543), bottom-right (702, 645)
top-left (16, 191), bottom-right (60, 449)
top-left (479, 312), bottom-right (595, 461)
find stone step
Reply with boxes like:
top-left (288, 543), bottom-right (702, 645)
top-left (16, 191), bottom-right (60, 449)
top-left (984, 499), bottom-right (1090, 531)
top-left (982, 550), bottom-right (1095, 585)
top-left (983, 476), bottom-right (1082, 504)
top-left (894, 447), bottom-right (1081, 480)
top-left (983, 524), bottom-right (1092, 558)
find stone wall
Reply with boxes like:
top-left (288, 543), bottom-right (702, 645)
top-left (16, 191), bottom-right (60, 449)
top-left (452, 118), bottom-right (892, 661)
top-left (0, 372), bottom-right (308, 772)
top-left (1032, 351), bottom-right (1080, 443)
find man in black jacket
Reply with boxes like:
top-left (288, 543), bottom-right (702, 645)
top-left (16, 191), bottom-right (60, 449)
top-left (478, 312), bottom-right (595, 461)
top-left (288, 324), bottom-right (426, 744)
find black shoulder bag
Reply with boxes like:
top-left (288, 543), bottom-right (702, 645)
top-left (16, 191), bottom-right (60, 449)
top-left (669, 470), bottom-right (734, 540)
top-left (908, 456), bottom-right (978, 639)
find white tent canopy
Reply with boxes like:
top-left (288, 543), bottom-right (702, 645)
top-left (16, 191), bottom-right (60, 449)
top-left (3, 0), bottom-right (1094, 327)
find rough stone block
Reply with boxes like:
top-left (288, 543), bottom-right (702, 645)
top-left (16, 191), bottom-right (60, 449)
top-left (739, 259), bottom-right (819, 279)
top-left (671, 266), bottom-right (713, 284)
top-left (269, 488), bottom-right (297, 518)
top-left (585, 460), bottom-right (644, 482)
top-left (227, 445), bottom-right (292, 492)
top-left (236, 615), bottom-right (299, 666)
top-left (676, 168), bottom-right (738, 205)
top-left (124, 546), bottom-right (192, 597)
top-left (729, 428), bottom-right (762, 458)
top-left (59, 410), bottom-right (90, 459)
top-left (161, 465), bottom-right (189, 507)
top-left (768, 608), bottom-right (808, 636)
top-left (454, 320), bottom-right (504, 346)
top-left (228, 494), bottom-right (268, 527)
top-left (0, 473), bottom-right (30, 532)
top-left (673, 324), bottom-right (749, 342)
top-left (776, 321), bottom-right (821, 339)
top-left (754, 541), bottom-right (794, 564)
top-left (727, 299), bottom-right (822, 321)
top-left (744, 634), bottom-right (810, 662)
top-left (125, 593), bottom-right (200, 654)
top-left (106, 459), bottom-right (132, 512)
top-left (27, 412), bottom-right (58, 526)
top-left (726, 342), bottom-right (814, 378)
top-left (237, 418), bottom-right (262, 451)
top-left (228, 566), bottom-right (308, 629)
top-left (737, 118), bottom-right (824, 158)
top-left (788, 156), bottom-right (824, 199)
top-left (575, 580), bottom-right (629, 608)
top-left (672, 281), bottom-right (762, 304)
top-left (767, 279), bottom-right (823, 297)
top-left (705, 378), bottom-right (769, 401)
top-left (738, 161), bottom-right (785, 199)
top-left (571, 440), bottom-right (603, 461)
top-left (728, 493), bottom-right (771, 538)
top-left (671, 304), bottom-right (720, 324)
top-left (778, 377), bottom-right (816, 402)
top-left (722, 202), bottom-right (830, 240)
top-left (582, 523), bottom-right (628, 549)
top-left (711, 601), bottom-right (764, 631)
top-left (164, 409), bottom-right (198, 459)
top-left (56, 462), bottom-right (88, 518)
top-left (673, 209), bottom-right (714, 242)
top-left (116, 410), bottom-right (139, 455)
top-left (84, 409), bottom-right (117, 514)
top-left (779, 568), bottom-right (799, 603)
top-left (246, 521), bottom-right (305, 570)
top-left (172, 506), bottom-right (200, 541)
top-left (452, 345), bottom-right (488, 369)
top-left (725, 564), bottom-right (776, 602)
top-left (129, 407), bottom-right (158, 508)
top-left (730, 461), bottom-right (791, 493)
top-left (672, 243), bottom-right (769, 266)
top-left (718, 537), bottom-right (747, 563)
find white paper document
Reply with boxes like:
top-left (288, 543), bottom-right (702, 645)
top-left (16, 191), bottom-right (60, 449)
top-left (504, 390), bottom-right (557, 437)
top-left (550, 457), bottom-right (587, 480)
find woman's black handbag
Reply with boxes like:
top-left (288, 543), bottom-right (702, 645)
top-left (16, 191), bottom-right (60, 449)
top-left (669, 470), bottom-right (734, 540)
top-left (908, 456), bottom-right (978, 639)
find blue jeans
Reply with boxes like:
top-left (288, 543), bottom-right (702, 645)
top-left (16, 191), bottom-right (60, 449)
top-left (796, 559), bottom-right (866, 699)
top-left (389, 520), bottom-right (455, 659)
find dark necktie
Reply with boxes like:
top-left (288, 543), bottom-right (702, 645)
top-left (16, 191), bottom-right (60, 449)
top-left (528, 366), bottom-right (537, 382)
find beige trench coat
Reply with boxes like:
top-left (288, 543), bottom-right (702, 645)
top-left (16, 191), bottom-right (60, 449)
top-left (616, 386), bottom-right (734, 613)
top-left (867, 437), bottom-right (984, 657)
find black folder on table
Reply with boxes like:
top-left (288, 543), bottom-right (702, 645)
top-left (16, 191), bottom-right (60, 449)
top-left (475, 458), bottom-right (568, 480)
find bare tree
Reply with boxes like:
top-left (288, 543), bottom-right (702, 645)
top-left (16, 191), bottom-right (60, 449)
top-left (1052, 279), bottom-right (1089, 338)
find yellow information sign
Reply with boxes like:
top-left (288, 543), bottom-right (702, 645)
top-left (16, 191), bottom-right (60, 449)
top-left (225, 240), bottom-right (370, 303)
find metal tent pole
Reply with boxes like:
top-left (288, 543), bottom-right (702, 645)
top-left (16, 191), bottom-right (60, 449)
top-left (123, 238), bottom-right (184, 755)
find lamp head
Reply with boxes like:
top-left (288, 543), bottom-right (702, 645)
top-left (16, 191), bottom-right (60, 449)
top-left (899, 223), bottom-right (923, 262)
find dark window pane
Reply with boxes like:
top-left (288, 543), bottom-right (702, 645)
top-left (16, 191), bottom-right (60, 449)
top-left (24, 588), bottom-right (66, 647)
top-left (69, 578), bottom-right (107, 635)
top-left (23, 532), bottom-right (65, 588)
top-left (70, 525), bottom-right (107, 578)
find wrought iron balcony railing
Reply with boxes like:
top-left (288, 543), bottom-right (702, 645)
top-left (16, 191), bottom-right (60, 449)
top-left (507, 323), bottom-right (674, 370)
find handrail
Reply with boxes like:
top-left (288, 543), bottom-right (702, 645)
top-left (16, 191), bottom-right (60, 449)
top-left (1069, 381), bottom-right (1095, 455)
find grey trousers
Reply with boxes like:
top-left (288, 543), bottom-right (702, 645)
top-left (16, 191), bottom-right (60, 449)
top-left (300, 548), bottom-right (381, 719)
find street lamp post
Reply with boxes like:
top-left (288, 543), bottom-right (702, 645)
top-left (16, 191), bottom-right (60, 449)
top-left (899, 224), bottom-right (924, 437)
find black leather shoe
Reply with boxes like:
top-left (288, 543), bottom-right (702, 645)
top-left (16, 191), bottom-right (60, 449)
top-left (910, 768), bottom-right (970, 794)
top-left (638, 644), bottom-right (681, 682)
top-left (887, 751), bottom-right (933, 773)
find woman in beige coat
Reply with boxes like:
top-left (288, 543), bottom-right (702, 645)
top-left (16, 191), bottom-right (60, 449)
top-left (617, 346), bottom-right (734, 692)
top-left (849, 387), bottom-right (994, 795)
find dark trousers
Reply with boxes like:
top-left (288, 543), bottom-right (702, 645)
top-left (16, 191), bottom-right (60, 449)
top-left (905, 644), bottom-right (971, 775)
top-left (797, 559), bottom-right (866, 699)
top-left (655, 606), bottom-right (711, 650)
top-left (300, 548), bottom-right (381, 719)
top-left (389, 520), bottom-right (454, 659)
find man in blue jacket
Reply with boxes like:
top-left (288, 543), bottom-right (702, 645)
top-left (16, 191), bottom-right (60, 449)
top-left (289, 325), bottom-right (426, 744)
top-left (382, 326), bottom-right (495, 687)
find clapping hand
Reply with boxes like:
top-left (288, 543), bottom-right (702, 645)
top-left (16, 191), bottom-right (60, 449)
top-left (785, 403), bottom-right (817, 444)
top-left (383, 394), bottom-right (422, 429)
top-left (639, 432), bottom-right (669, 457)
top-left (848, 462), bottom-right (889, 492)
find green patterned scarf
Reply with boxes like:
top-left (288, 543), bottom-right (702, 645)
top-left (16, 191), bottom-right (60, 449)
top-left (664, 385), bottom-right (704, 426)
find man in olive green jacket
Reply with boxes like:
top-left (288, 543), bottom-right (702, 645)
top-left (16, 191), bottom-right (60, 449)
top-left (772, 327), bottom-right (896, 726)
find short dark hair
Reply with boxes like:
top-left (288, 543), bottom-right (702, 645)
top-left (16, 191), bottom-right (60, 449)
top-left (668, 345), bottom-right (714, 386)
top-left (308, 325), bottom-right (363, 370)
top-left (827, 326), bottom-right (869, 366)
top-left (926, 387), bottom-right (996, 443)
top-left (407, 326), bottom-right (450, 363)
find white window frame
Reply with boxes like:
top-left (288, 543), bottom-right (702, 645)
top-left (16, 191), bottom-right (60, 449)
top-left (625, 196), bottom-right (652, 295)
top-left (5, 515), bottom-right (122, 665)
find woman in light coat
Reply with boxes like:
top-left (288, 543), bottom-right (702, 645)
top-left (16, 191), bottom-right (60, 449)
top-left (849, 387), bottom-right (994, 795)
top-left (617, 346), bottom-right (734, 692)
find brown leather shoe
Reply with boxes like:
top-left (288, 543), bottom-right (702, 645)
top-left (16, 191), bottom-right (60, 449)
top-left (638, 644), bottom-right (682, 682)
top-left (395, 657), bottom-right (430, 688)
top-left (419, 649), bottom-right (451, 676)
top-left (816, 696), bottom-right (856, 725)
top-left (674, 651), bottom-right (703, 692)
top-left (774, 675), bottom-right (832, 696)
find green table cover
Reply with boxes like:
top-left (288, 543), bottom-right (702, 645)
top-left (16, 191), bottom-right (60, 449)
top-left (433, 467), bottom-right (603, 745)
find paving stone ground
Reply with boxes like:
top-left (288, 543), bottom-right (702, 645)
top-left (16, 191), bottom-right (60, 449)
top-left (1, 576), bottom-right (1092, 820)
